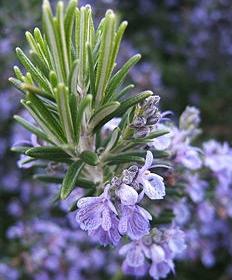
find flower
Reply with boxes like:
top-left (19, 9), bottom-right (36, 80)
top-left (115, 182), bottom-right (138, 206)
top-left (203, 140), bottom-right (232, 173)
top-left (150, 124), bottom-right (171, 151)
top-left (118, 205), bottom-right (152, 240)
top-left (179, 106), bottom-right (201, 138)
top-left (135, 151), bottom-right (166, 200)
top-left (119, 240), bottom-right (149, 278)
top-left (175, 142), bottom-right (202, 170)
top-left (120, 226), bottom-right (186, 280)
top-left (186, 174), bottom-right (207, 203)
top-left (76, 187), bottom-right (121, 246)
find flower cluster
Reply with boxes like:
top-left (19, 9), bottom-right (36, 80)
top-left (120, 226), bottom-right (186, 279)
top-left (156, 107), bottom-right (232, 273)
top-left (76, 151), bottom-right (165, 245)
top-left (131, 95), bottom-right (161, 138)
top-left (1, 0), bottom-right (232, 279)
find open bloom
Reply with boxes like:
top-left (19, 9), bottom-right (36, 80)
top-left (135, 151), bottom-right (166, 200)
top-left (118, 205), bottom-right (152, 240)
top-left (119, 240), bottom-right (149, 278)
top-left (120, 227), bottom-right (186, 280)
top-left (115, 183), bottom-right (138, 206)
top-left (76, 187), bottom-right (121, 246)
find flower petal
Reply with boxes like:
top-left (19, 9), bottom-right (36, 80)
top-left (119, 243), bottom-right (133, 256)
top-left (144, 174), bottom-right (165, 200)
top-left (102, 208), bottom-right (111, 231)
top-left (116, 184), bottom-right (138, 205)
top-left (118, 214), bottom-right (128, 235)
top-left (137, 205), bottom-right (152, 220)
top-left (140, 151), bottom-right (153, 173)
top-left (150, 244), bottom-right (165, 263)
top-left (77, 197), bottom-right (99, 208)
top-left (126, 246), bottom-right (145, 267)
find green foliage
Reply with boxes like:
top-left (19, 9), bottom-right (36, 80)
top-left (11, 0), bottom-right (167, 199)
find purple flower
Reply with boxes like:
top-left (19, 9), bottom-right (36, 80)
top-left (197, 201), bottom-right (215, 223)
top-left (118, 205), bottom-right (152, 240)
top-left (149, 227), bottom-right (186, 279)
top-left (186, 174), bottom-right (207, 203)
top-left (120, 226), bottom-right (186, 280)
top-left (115, 183), bottom-right (138, 206)
top-left (150, 124), bottom-right (171, 151)
top-left (136, 151), bottom-right (166, 200)
top-left (179, 106), bottom-right (201, 138)
top-left (203, 140), bottom-right (232, 173)
top-left (173, 199), bottom-right (190, 225)
top-left (175, 143), bottom-right (202, 170)
top-left (88, 214), bottom-right (121, 246)
top-left (164, 227), bottom-right (187, 256)
top-left (149, 260), bottom-right (173, 280)
top-left (119, 241), bottom-right (149, 277)
top-left (76, 187), bottom-right (121, 246)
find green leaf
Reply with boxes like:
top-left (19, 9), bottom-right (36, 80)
top-left (9, 78), bottom-right (26, 94)
top-left (30, 51), bottom-right (50, 78)
top-left (95, 10), bottom-right (116, 104)
top-left (64, 0), bottom-right (77, 65)
top-left (16, 47), bottom-right (52, 94)
top-left (26, 146), bottom-right (71, 162)
top-left (13, 66), bottom-right (24, 81)
top-left (92, 91), bottom-right (153, 132)
top-left (75, 94), bottom-right (92, 143)
top-left (89, 101), bottom-right (120, 131)
top-left (34, 174), bottom-right (94, 189)
top-left (34, 174), bottom-right (63, 184)
top-left (104, 54), bottom-right (141, 102)
top-left (25, 31), bottom-right (39, 53)
top-left (130, 130), bottom-right (169, 144)
top-left (80, 150), bottom-right (99, 166)
top-left (104, 127), bottom-right (121, 152)
top-left (108, 21), bottom-right (128, 77)
top-left (116, 84), bottom-right (135, 101)
top-left (55, 83), bottom-right (74, 144)
top-left (115, 91), bottom-right (153, 116)
top-left (49, 71), bottom-right (58, 88)
top-left (87, 44), bottom-right (96, 98)
top-left (68, 59), bottom-right (79, 96)
top-left (21, 83), bottom-right (54, 100)
top-left (25, 93), bottom-right (65, 143)
top-left (144, 130), bottom-right (169, 139)
top-left (57, 1), bottom-right (69, 80)
top-left (13, 115), bottom-right (51, 142)
top-left (76, 5), bottom-right (92, 91)
top-left (34, 27), bottom-right (52, 68)
top-left (11, 146), bottom-right (30, 153)
top-left (105, 154), bottom-right (145, 165)
top-left (42, 0), bottom-right (64, 82)
top-left (60, 160), bottom-right (84, 199)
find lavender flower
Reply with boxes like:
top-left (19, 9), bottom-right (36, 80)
top-left (135, 151), bottom-right (166, 200)
top-left (203, 140), bottom-right (232, 173)
top-left (118, 205), bottom-right (152, 240)
top-left (120, 226), bottom-right (186, 280)
top-left (76, 186), bottom-right (121, 246)
top-left (114, 180), bottom-right (138, 206)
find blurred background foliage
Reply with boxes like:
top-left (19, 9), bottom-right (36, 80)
top-left (0, 0), bottom-right (231, 279)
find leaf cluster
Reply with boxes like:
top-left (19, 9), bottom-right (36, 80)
top-left (10, 0), bottom-right (168, 200)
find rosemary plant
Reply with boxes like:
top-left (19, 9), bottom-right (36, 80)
top-left (10, 1), bottom-right (188, 278)
top-left (10, 0), bottom-right (168, 200)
